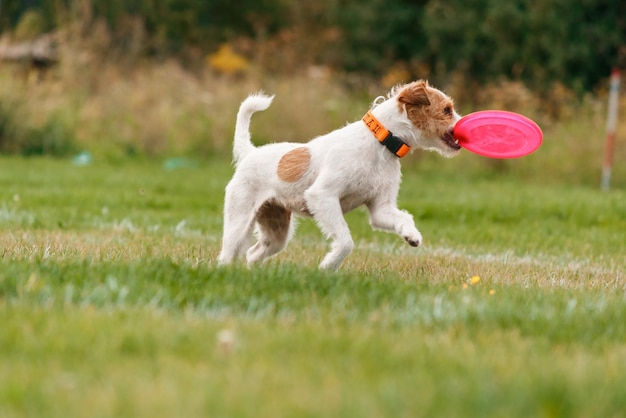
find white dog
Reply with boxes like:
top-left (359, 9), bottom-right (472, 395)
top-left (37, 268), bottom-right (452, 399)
top-left (218, 80), bottom-right (461, 270)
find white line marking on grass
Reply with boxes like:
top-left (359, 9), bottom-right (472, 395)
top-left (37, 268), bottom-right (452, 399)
top-left (0, 205), bottom-right (35, 225)
top-left (360, 241), bottom-right (624, 290)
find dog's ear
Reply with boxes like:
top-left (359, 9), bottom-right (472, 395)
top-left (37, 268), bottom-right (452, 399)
top-left (398, 81), bottom-right (431, 107)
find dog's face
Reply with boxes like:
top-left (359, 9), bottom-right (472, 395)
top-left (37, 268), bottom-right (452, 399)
top-left (396, 81), bottom-right (461, 158)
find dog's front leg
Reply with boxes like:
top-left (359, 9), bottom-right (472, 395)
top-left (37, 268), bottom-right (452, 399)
top-left (304, 190), bottom-right (354, 270)
top-left (367, 202), bottom-right (422, 247)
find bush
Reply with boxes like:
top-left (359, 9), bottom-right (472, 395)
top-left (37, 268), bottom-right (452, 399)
top-left (13, 8), bottom-right (48, 40)
top-left (421, 0), bottom-right (626, 94)
top-left (0, 101), bottom-right (76, 156)
top-left (4, 1), bottom-right (625, 93)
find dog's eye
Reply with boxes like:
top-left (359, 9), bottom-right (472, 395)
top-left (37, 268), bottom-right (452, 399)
top-left (443, 106), bottom-right (452, 116)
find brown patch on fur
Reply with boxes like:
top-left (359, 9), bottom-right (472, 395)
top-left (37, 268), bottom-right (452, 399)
top-left (397, 80), bottom-right (456, 138)
top-left (397, 80), bottom-right (431, 107)
top-left (256, 200), bottom-right (291, 236)
top-left (277, 147), bottom-right (311, 182)
top-left (248, 200), bottom-right (292, 260)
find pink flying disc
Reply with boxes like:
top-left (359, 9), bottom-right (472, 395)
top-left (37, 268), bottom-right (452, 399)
top-left (453, 110), bottom-right (543, 158)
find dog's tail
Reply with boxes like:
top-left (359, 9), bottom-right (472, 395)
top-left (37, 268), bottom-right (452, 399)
top-left (233, 92), bottom-right (274, 165)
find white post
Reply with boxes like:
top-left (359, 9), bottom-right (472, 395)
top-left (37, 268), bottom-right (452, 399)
top-left (601, 69), bottom-right (620, 190)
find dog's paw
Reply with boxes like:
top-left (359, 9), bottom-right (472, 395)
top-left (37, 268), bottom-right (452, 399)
top-left (402, 229), bottom-right (422, 247)
top-left (405, 237), bottom-right (421, 247)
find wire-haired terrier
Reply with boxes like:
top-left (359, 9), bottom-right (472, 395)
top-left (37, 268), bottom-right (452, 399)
top-left (218, 80), bottom-right (461, 270)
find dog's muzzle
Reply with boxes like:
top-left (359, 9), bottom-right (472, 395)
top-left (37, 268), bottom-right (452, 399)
top-left (442, 130), bottom-right (461, 150)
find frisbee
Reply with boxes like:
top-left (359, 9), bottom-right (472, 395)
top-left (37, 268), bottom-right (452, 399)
top-left (453, 110), bottom-right (543, 158)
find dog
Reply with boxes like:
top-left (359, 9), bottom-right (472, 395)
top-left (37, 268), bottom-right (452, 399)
top-left (218, 80), bottom-right (461, 270)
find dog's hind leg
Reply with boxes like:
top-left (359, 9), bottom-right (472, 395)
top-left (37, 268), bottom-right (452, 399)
top-left (246, 201), bottom-right (294, 265)
top-left (218, 213), bottom-right (255, 265)
top-left (217, 185), bottom-right (257, 265)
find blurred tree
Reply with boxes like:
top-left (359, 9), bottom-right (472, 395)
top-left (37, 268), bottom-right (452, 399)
top-left (0, 0), bottom-right (56, 31)
top-left (326, 0), bottom-right (428, 75)
top-left (422, 0), bottom-right (625, 93)
top-left (13, 8), bottom-right (47, 39)
top-left (1, 0), bottom-right (624, 93)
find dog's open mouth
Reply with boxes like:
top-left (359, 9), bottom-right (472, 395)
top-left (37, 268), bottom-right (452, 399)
top-left (441, 130), bottom-right (461, 150)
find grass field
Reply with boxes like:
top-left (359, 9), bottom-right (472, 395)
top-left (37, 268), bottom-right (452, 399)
top-left (1, 154), bottom-right (625, 417)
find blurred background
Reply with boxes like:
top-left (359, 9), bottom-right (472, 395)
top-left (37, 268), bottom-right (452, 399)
top-left (0, 0), bottom-right (625, 186)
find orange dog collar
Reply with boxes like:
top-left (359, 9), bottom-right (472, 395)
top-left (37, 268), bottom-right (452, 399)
top-left (362, 111), bottom-right (411, 158)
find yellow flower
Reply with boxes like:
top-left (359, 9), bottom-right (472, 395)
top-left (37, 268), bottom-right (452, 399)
top-left (207, 44), bottom-right (250, 75)
top-left (489, 289), bottom-right (496, 295)
top-left (470, 275), bottom-right (481, 285)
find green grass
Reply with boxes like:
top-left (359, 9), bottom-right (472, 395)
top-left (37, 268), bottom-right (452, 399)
top-left (0, 155), bottom-right (625, 418)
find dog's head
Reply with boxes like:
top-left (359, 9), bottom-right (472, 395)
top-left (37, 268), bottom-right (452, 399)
top-left (395, 80), bottom-right (461, 158)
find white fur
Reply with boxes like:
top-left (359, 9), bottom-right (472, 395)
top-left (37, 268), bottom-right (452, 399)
top-left (233, 93), bottom-right (274, 164)
top-left (218, 83), bottom-right (461, 270)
